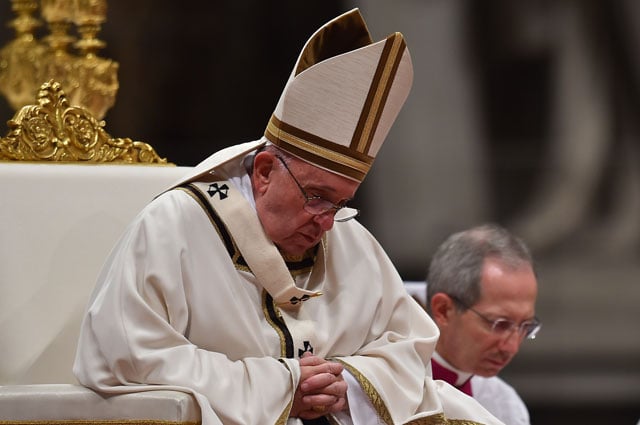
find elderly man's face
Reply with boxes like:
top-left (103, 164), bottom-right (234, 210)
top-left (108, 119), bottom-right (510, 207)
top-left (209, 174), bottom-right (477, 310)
top-left (435, 258), bottom-right (538, 377)
top-left (251, 150), bottom-right (359, 256)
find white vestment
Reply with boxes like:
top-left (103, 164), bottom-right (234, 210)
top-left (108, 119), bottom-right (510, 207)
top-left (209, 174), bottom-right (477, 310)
top-left (433, 352), bottom-right (528, 425)
top-left (73, 141), bottom-right (504, 425)
top-left (473, 376), bottom-right (530, 425)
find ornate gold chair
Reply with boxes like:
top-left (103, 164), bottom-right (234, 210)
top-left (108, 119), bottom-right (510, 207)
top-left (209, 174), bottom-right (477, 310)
top-left (0, 82), bottom-right (201, 424)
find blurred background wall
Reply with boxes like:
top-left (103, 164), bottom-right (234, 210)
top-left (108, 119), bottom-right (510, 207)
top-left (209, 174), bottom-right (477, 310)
top-left (1, 1), bottom-right (638, 423)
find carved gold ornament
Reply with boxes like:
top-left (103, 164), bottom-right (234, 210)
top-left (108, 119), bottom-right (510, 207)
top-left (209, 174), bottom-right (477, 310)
top-left (0, 80), bottom-right (170, 164)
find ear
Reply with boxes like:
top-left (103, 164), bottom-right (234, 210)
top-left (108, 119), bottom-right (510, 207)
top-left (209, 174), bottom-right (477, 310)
top-left (430, 293), bottom-right (456, 327)
top-left (251, 151), bottom-right (276, 194)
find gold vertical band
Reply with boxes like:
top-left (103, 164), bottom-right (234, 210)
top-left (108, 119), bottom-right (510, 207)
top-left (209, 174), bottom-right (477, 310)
top-left (352, 33), bottom-right (406, 154)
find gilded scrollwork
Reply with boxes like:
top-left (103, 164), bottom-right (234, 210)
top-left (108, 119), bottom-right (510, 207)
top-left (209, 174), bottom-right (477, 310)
top-left (0, 80), bottom-right (170, 164)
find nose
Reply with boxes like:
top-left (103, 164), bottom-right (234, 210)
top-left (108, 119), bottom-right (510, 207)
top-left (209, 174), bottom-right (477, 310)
top-left (498, 329), bottom-right (523, 356)
top-left (312, 212), bottom-right (335, 231)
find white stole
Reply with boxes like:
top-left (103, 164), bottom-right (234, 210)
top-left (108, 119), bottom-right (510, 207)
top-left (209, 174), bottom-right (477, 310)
top-left (188, 180), bottom-right (321, 310)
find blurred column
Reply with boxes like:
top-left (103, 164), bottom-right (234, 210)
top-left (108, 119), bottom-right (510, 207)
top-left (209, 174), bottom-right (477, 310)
top-left (351, 0), bottom-right (489, 278)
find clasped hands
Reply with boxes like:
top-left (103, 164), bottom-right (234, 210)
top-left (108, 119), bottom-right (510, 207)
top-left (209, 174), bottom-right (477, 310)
top-left (290, 352), bottom-right (349, 419)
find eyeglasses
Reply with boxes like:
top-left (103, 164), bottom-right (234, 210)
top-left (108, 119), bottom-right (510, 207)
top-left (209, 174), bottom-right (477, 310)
top-left (450, 296), bottom-right (541, 340)
top-left (276, 155), bottom-right (359, 222)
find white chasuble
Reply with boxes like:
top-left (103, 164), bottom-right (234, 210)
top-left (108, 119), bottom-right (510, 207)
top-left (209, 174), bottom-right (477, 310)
top-left (73, 143), bottom-right (504, 425)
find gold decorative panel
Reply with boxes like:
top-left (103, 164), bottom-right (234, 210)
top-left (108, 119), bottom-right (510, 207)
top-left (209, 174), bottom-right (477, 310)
top-left (0, 80), bottom-right (170, 164)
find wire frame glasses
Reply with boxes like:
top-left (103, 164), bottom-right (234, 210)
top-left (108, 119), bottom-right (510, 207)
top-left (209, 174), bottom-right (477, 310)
top-left (451, 296), bottom-right (541, 340)
top-left (276, 155), bottom-right (359, 222)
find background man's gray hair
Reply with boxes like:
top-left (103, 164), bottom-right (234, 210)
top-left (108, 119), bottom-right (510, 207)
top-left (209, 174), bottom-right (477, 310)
top-left (425, 223), bottom-right (533, 315)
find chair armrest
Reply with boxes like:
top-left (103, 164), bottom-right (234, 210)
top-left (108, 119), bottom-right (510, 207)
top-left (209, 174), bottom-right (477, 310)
top-left (0, 384), bottom-right (201, 424)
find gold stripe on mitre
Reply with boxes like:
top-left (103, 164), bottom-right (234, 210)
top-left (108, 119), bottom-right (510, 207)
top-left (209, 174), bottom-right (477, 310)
top-left (265, 114), bottom-right (373, 182)
top-left (352, 33), bottom-right (407, 155)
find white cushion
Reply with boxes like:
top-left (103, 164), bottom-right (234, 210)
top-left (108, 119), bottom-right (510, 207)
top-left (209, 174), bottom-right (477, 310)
top-left (0, 163), bottom-right (190, 384)
top-left (0, 384), bottom-right (200, 423)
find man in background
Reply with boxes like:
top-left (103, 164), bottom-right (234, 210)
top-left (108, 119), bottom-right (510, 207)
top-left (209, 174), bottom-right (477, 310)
top-left (426, 223), bottom-right (541, 425)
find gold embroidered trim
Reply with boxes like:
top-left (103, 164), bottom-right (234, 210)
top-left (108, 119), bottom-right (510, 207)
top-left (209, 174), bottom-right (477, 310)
top-left (334, 361), bottom-right (488, 425)
top-left (265, 118), bottom-right (371, 171)
top-left (0, 80), bottom-right (170, 164)
top-left (265, 115), bottom-right (371, 181)
top-left (280, 246), bottom-right (317, 277)
top-left (334, 360), bottom-right (393, 425)
top-left (274, 361), bottom-right (295, 425)
top-left (177, 187), bottom-right (250, 273)
top-left (266, 115), bottom-right (372, 167)
top-left (263, 290), bottom-right (288, 358)
top-left (403, 416), bottom-right (490, 425)
top-left (0, 421), bottom-right (199, 425)
top-left (275, 406), bottom-right (291, 425)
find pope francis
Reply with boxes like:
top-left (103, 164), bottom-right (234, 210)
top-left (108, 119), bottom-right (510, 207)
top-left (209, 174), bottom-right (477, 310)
top-left (73, 8), bottom-right (505, 425)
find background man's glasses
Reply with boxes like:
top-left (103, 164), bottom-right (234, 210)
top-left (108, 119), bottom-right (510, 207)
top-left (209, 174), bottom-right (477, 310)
top-left (276, 155), bottom-right (359, 222)
top-left (450, 295), bottom-right (541, 340)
